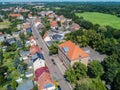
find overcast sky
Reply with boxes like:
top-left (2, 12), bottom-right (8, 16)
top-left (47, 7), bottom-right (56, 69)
top-left (0, 0), bottom-right (120, 2)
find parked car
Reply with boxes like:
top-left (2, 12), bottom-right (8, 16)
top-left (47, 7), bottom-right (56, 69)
top-left (51, 59), bottom-right (56, 65)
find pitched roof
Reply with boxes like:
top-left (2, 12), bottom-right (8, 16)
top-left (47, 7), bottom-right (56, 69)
top-left (52, 34), bottom-right (62, 40)
top-left (31, 52), bottom-right (44, 62)
top-left (9, 14), bottom-right (22, 17)
top-left (59, 40), bottom-right (88, 61)
top-left (34, 67), bottom-right (49, 81)
top-left (50, 21), bottom-right (57, 27)
top-left (38, 71), bottom-right (55, 90)
top-left (30, 45), bottom-right (41, 55)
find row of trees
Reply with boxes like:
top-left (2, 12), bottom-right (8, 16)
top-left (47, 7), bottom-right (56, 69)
top-left (65, 61), bottom-right (105, 90)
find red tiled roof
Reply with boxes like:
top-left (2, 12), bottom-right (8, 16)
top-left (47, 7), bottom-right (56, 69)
top-left (59, 40), bottom-right (88, 61)
top-left (8, 14), bottom-right (22, 17)
top-left (38, 71), bottom-right (54, 90)
top-left (30, 45), bottom-right (41, 55)
top-left (50, 21), bottom-right (57, 27)
top-left (34, 67), bottom-right (49, 81)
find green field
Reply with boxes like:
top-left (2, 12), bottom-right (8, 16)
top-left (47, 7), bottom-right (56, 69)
top-left (0, 21), bottom-right (11, 29)
top-left (75, 12), bottom-right (120, 29)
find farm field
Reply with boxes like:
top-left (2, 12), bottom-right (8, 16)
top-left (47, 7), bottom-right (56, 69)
top-left (75, 12), bottom-right (120, 29)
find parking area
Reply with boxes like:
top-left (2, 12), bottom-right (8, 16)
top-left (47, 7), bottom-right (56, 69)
top-left (82, 46), bottom-right (107, 62)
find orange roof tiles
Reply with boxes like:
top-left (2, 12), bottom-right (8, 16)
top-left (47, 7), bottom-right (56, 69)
top-left (9, 14), bottom-right (22, 17)
top-left (30, 45), bottom-right (41, 55)
top-left (50, 21), bottom-right (57, 27)
top-left (59, 40), bottom-right (88, 61)
top-left (38, 71), bottom-right (55, 90)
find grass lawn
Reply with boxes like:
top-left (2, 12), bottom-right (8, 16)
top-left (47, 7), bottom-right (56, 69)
top-left (0, 21), bottom-right (11, 29)
top-left (75, 12), bottom-right (120, 29)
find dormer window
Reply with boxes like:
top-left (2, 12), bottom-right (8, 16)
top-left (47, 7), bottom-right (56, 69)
top-left (62, 46), bottom-right (69, 53)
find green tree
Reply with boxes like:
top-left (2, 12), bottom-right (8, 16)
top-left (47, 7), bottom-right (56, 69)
top-left (19, 33), bottom-right (25, 39)
top-left (11, 79), bottom-right (17, 90)
top-left (77, 35), bottom-right (89, 47)
top-left (49, 42), bottom-right (58, 54)
top-left (0, 75), bottom-right (4, 85)
top-left (74, 78), bottom-right (106, 90)
top-left (112, 71), bottom-right (120, 90)
top-left (0, 49), bottom-right (3, 65)
top-left (88, 60), bottom-right (104, 78)
top-left (33, 84), bottom-right (38, 90)
top-left (65, 67), bottom-right (76, 83)
top-left (73, 62), bottom-right (87, 80)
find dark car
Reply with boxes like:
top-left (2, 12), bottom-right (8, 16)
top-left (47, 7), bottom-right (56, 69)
top-left (58, 85), bottom-right (61, 90)
top-left (51, 59), bottom-right (56, 65)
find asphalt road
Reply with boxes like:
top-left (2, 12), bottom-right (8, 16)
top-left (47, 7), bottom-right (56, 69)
top-left (31, 25), bottom-right (72, 90)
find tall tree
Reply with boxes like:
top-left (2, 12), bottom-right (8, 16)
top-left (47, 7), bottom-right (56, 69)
top-left (11, 79), bottom-right (17, 90)
top-left (65, 67), bottom-right (76, 84)
top-left (73, 62), bottom-right (87, 80)
top-left (88, 60), bottom-right (104, 78)
top-left (112, 71), bottom-right (120, 90)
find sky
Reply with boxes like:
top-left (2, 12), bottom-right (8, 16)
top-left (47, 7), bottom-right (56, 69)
top-left (0, 0), bottom-right (120, 2)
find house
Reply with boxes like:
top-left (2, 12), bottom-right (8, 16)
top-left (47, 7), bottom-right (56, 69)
top-left (31, 52), bottom-right (45, 71)
top-left (6, 38), bottom-right (15, 44)
top-left (43, 32), bottom-right (51, 42)
top-left (52, 34), bottom-right (63, 41)
top-left (69, 23), bottom-right (80, 31)
top-left (2, 46), bottom-right (7, 52)
top-left (0, 35), bottom-right (5, 42)
top-left (26, 27), bottom-right (32, 33)
top-left (34, 67), bottom-right (49, 82)
top-left (30, 45), bottom-right (41, 55)
top-left (50, 21), bottom-right (58, 29)
top-left (57, 15), bottom-right (65, 24)
top-left (25, 71), bottom-right (33, 78)
top-left (30, 36), bottom-right (37, 46)
top-left (16, 80), bottom-right (33, 90)
top-left (8, 14), bottom-right (23, 20)
top-left (25, 40), bottom-right (31, 47)
top-left (58, 40), bottom-right (89, 67)
top-left (34, 18), bottom-right (41, 27)
top-left (16, 40), bottom-right (22, 49)
top-left (38, 71), bottom-right (55, 90)
top-left (28, 13), bottom-right (33, 18)
top-left (22, 22), bottom-right (30, 31)
top-left (12, 31), bottom-right (20, 39)
top-left (6, 34), bottom-right (13, 40)
top-left (20, 50), bottom-right (30, 62)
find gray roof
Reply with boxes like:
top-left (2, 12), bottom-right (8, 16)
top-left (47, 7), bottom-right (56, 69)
top-left (16, 80), bottom-right (33, 90)
top-left (20, 50), bottom-right (30, 56)
top-left (31, 52), bottom-right (44, 62)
